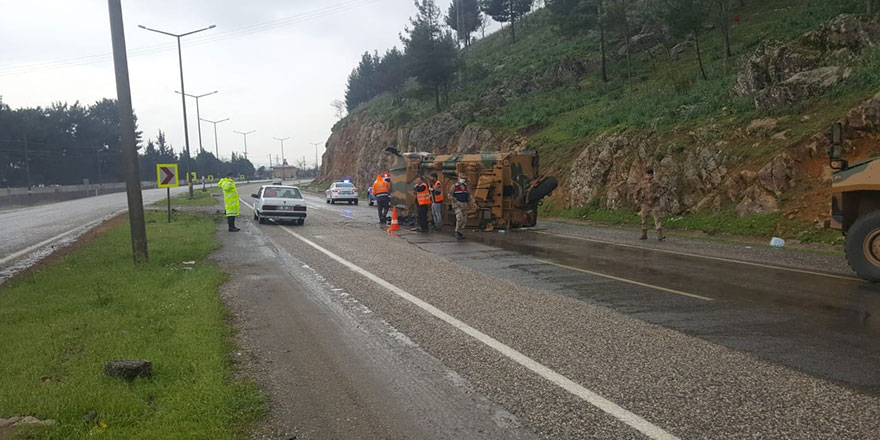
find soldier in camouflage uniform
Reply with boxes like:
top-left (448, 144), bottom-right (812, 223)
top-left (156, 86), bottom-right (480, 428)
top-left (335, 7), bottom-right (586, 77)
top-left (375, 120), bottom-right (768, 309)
top-left (636, 168), bottom-right (665, 241)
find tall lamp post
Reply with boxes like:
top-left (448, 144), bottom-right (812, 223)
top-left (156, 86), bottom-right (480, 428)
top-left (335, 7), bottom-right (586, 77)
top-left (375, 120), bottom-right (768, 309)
top-left (309, 141), bottom-right (321, 177)
top-left (175, 90), bottom-right (218, 154)
top-left (139, 23), bottom-right (215, 199)
top-left (273, 137), bottom-right (290, 181)
top-left (200, 117), bottom-right (229, 159)
top-left (234, 130), bottom-right (255, 160)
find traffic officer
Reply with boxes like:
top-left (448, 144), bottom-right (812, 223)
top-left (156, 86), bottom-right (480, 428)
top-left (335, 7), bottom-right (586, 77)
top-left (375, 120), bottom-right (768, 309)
top-left (413, 176), bottom-right (431, 233)
top-left (430, 172), bottom-right (444, 231)
top-left (450, 174), bottom-right (470, 240)
top-left (217, 172), bottom-right (241, 232)
top-left (635, 168), bottom-right (665, 241)
top-left (371, 172), bottom-right (391, 224)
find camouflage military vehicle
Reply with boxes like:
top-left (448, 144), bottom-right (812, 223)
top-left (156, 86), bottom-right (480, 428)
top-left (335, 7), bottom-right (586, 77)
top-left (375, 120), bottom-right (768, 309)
top-left (382, 148), bottom-right (557, 229)
top-left (827, 123), bottom-right (880, 281)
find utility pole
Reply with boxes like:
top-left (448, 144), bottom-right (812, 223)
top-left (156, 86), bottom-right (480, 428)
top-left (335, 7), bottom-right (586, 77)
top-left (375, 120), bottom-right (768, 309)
top-left (23, 134), bottom-right (32, 190)
top-left (200, 117), bottom-right (229, 158)
top-left (234, 130), bottom-right (255, 160)
top-left (139, 22), bottom-right (215, 199)
top-left (108, 0), bottom-right (148, 263)
top-left (175, 90), bottom-right (217, 154)
top-left (273, 137), bottom-right (289, 181)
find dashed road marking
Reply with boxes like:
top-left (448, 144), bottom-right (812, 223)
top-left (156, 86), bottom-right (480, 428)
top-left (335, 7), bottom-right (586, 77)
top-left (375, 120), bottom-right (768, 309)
top-left (537, 259), bottom-right (713, 301)
top-left (276, 225), bottom-right (681, 440)
top-left (536, 231), bottom-right (859, 281)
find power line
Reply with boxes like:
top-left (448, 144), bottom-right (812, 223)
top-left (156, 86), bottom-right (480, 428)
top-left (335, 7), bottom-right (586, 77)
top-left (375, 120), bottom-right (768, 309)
top-left (0, 0), bottom-right (384, 77)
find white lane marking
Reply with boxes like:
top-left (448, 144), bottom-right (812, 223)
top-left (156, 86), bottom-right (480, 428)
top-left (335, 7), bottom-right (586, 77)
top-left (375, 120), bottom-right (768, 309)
top-left (536, 230), bottom-right (859, 281)
top-left (277, 226), bottom-right (680, 440)
top-left (0, 209), bottom-right (126, 266)
top-left (537, 259), bottom-right (713, 301)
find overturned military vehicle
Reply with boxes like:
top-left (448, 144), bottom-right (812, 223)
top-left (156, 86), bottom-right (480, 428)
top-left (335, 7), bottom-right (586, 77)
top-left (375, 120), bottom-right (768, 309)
top-left (383, 148), bottom-right (557, 229)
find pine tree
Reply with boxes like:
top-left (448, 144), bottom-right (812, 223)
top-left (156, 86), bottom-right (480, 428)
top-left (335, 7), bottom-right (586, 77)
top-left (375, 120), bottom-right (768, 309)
top-left (664, 0), bottom-right (710, 80)
top-left (402, 0), bottom-right (458, 111)
top-left (479, 0), bottom-right (535, 43)
top-left (446, 0), bottom-right (483, 48)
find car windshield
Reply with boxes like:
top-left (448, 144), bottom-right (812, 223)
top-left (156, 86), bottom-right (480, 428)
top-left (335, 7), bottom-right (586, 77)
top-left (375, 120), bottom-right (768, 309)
top-left (264, 187), bottom-right (301, 199)
top-left (335, 183), bottom-right (355, 188)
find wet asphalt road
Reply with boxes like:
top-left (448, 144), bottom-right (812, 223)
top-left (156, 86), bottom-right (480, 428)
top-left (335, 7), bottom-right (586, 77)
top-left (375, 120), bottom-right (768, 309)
top-left (0, 185), bottom-right (193, 265)
top-left (229, 183), bottom-right (880, 439)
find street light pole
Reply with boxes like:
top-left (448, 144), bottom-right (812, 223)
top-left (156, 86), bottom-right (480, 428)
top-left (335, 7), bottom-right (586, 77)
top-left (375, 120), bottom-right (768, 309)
top-left (273, 137), bottom-right (290, 181)
top-left (175, 90), bottom-right (218, 155)
top-left (108, 0), bottom-right (148, 262)
top-left (139, 23), bottom-right (215, 199)
top-left (309, 141), bottom-right (321, 176)
top-left (200, 117), bottom-right (229, 159)
top-left (234, 130), bottom-right (255, 160)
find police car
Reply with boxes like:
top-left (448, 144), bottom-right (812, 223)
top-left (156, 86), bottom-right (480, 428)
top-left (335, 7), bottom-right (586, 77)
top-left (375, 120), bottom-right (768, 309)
top-left (251, 185), bottom-right (307, 225)
top-left (325, 180), bottom-right (359, 205)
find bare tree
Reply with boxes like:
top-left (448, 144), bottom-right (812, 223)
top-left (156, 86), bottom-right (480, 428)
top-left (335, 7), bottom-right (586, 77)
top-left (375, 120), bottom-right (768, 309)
top-left (331, 100), bottom-right (347, 119)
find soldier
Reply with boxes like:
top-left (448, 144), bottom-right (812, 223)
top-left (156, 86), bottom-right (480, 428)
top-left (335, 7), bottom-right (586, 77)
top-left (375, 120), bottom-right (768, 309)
top-left (636, 168), bottom-right (665, 241)
top-left (430, 172), bottom-right (444, 231)
top-left (449, 174), bottom-right (470, 240)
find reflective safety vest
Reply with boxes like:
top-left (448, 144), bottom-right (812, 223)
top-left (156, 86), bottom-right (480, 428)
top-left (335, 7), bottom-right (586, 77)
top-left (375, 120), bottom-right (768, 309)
top-left (372, 175), bottom-right (390, 195)
top-left (217, 177), bottom-right (240, 217)
top-left (432, 180), bottom-right (444, 203)
top-left (415, 183), bottom-right (431, 205)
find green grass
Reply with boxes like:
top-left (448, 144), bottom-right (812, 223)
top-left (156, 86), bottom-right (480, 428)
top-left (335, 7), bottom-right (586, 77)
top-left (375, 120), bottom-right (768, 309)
top-left (152, 189), bottom-right (220, 207)
top-left (540, 200), bottom-right (840, 244)
top-left (0, 211), bottom-right (264, 440)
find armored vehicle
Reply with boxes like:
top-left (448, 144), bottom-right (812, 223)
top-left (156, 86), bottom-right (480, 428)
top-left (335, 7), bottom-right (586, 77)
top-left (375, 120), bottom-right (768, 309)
top-left (382, 148), bottom-right (557, 229)
top-left (827, 123), bottom-right (880, 281)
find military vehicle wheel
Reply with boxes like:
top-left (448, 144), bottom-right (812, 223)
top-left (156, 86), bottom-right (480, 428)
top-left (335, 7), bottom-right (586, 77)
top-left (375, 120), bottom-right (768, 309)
top-left (845, 210), bottom-right (880, 282)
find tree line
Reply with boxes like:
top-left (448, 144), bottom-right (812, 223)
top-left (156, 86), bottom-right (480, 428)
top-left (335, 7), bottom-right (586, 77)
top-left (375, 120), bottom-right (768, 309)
top-left (345, 0), bottom-right (538, 113)
top-left (342, 0), bottom-right (760, 115)
top-left (0, 98), bottom-right (254, 189)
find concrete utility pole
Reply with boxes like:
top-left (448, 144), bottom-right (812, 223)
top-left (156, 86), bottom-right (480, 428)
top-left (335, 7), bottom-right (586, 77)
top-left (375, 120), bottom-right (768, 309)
top-left (200, 117), bottom-right (229, 159)
top-left (273, 137), bottom-right (289, 180)
top-left (108, 0), bottom-right (148, 263)
top-left (175, 90), bottom-right (217, 154)
top-left (139, 22), bottom-right (215, 199)
top-left (234, 130), bottom-right (255, 160)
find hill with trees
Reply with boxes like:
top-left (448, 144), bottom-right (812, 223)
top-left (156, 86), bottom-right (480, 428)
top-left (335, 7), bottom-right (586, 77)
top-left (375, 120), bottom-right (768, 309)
top-left (321, 0), bottom-right (880, 241)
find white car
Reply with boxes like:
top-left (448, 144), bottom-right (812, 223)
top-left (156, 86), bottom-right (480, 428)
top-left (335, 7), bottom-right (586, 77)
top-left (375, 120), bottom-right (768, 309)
top-left (251, 185), bottom-right (307, 225)
top-left (325, 181), bottom-right (359, 205)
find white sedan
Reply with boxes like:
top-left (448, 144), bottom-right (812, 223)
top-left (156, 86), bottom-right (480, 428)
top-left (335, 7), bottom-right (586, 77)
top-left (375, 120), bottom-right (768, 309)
top-left (325, 181), bottom-right (359, 205)
top-left (251, 185), bottom-right (307, 225)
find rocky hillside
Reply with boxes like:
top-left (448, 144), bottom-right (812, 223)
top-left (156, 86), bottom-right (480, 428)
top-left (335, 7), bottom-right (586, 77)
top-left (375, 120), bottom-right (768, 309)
top-left (321, 1), bottom-right (880, 236)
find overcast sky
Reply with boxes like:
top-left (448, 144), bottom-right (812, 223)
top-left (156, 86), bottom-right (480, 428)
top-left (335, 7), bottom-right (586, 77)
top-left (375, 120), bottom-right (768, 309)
top-left (0, 0), bottom-right (489, 170)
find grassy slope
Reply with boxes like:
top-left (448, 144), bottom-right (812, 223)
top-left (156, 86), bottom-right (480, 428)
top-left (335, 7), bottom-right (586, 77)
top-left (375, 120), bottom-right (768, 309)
top-left (0, 212), bottom-right (263, 439)
top-left (151, 189), bottom-right (221, 207)
top-left (354, 0), bottom-right (880, 242)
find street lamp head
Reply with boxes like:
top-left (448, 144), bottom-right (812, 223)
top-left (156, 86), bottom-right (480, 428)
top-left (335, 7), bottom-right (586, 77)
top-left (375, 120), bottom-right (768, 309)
top-left (208, 25), bottom-right (217, 29)
top-left (137, 24), bottom-right (147, 29)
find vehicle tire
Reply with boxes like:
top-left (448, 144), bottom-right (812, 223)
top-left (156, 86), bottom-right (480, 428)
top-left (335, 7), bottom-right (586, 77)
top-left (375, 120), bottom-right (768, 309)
top-left (330, 200), bottom-right (335, 204)
top-left (298, 219), bottom-right (305, 226)
top-left (354, 200), bottom-right (359, 205)
top-left (845, 210), bottom-right (880, 282)
top-left (258, 216), bottom-right (266, 225)
top-left (369, 201), bottom-right (374, 206)
top-left (326, 198), bottom-right (330, 204)
top-left (254, 211), bottom-right (258, 220)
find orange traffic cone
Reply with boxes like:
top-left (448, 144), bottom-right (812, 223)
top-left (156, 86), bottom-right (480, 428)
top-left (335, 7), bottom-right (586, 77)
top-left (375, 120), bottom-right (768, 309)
top-left (388, 206), bottom-right (400, 232)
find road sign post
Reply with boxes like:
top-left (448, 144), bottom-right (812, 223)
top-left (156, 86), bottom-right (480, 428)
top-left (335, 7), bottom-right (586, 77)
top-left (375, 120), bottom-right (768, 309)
top-left (157, 163), bottom-right (179, 223)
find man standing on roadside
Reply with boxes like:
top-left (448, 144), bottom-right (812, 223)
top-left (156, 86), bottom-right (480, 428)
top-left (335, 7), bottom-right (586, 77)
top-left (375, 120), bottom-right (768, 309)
top-left (430, 172), bottom-right (444, 231)
top-left (450, 174), bottom-right (470, 240)
top-left (412, 176), bottom-right (431, 233)
top-left (218, 172), bottom-right (241, 232)
top-left (371, 172), bottom-right (391, 224)
top-left (635, 168), bottom-right (665, 241)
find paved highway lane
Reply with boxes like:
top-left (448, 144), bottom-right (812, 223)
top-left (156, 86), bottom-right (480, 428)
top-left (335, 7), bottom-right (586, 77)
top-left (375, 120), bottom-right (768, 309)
top-left (231, 184), bottom-right (880, 438)
top-left (0, 186), bottom-right (195, 273)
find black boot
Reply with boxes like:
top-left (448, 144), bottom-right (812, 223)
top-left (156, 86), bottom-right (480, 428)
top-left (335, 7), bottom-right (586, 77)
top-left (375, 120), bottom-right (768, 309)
top-left (228, 216), bottom-right (240, 232)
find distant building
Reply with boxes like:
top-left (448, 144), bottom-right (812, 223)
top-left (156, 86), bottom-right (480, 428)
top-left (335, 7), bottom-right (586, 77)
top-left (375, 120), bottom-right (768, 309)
top-left (271, 164), bottom-right (298, 180)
